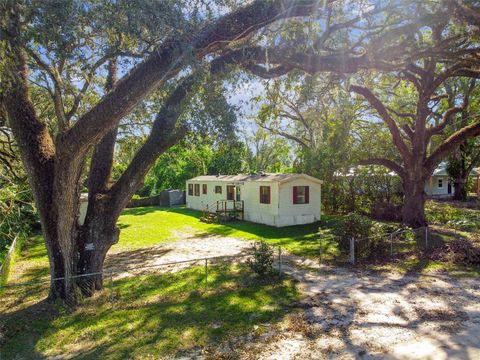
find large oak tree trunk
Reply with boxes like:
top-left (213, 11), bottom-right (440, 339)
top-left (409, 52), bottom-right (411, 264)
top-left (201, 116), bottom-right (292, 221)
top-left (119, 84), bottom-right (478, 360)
top-left (453, 177), bottom-right (468, 201)
top-left (77, 197), bottom-right (120, 295)
top-left (402, 179), bottom-right (427, 228)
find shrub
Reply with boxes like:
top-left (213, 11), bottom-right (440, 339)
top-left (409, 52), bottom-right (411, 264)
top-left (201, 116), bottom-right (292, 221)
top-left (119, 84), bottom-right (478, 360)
top-left (426, 202), bottom-right (458, 224)
top-left (338, 213), bottom-right (373, 243)
top-left (336, 213), bottom-right (394, 261)
top-left (426, 201), bottom-right (480, 232)
top-left (247, 241), bottom-right (275, 276)
top-left (370, 200), bottom-right (402, 222)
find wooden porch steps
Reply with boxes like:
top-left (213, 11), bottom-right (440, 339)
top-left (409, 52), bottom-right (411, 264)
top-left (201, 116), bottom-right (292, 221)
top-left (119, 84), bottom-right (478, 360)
top-left (201, 200), bottom-right (244, 223)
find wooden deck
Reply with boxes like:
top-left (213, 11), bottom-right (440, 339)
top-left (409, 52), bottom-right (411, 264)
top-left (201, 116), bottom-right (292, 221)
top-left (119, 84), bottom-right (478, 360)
top-left (201, 200), bottom-right (244, 223)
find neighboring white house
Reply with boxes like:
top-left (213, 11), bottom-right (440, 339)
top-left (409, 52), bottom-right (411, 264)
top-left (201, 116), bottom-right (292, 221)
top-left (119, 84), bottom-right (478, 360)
top-left (186, 173), bottom-right (322, 227)
top-left (425, 162), bottom-right (480, 197)
top-left (78, 193), bottom-right (89, 225)
top-left (336, 163), bottom-right (480, 198)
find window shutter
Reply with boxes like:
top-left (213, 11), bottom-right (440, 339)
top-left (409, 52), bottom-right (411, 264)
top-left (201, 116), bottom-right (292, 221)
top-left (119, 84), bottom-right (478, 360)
top-left (305, 186), bottom-right (309, 204)
top-left (259, 186), bottom-right (262, 203)
top-left (293, 186), bottom-right (298, 204)
top-left (267, 186), bottom-right (271, 204)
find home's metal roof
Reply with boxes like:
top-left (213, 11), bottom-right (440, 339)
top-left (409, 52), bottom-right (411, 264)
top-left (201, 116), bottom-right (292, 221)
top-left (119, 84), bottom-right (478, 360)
top-left (432, 162), bottom-right (480, 177)
top-left (188, 173), bottom-right (322, 184)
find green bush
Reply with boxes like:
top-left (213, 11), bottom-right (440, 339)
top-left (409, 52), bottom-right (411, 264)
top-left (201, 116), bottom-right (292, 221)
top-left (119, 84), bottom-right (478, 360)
top-left (426, 201), bottom-right (480, 232)
top-left (0, 183), bottom-right (37, 264)
top-left (247, 241), bottom-right (275, 276)
top-left (338, 213), bottom-right (373, 242)
top-left (336, 213), bottom-right (394, 261)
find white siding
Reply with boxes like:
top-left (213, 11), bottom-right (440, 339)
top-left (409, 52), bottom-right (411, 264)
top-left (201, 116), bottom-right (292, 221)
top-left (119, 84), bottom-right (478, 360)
top-left (185, 174), bottom-right (322, 227)
top-left (277, 178), bottom-right (321, 226)
top-left (77, 193), bottom-right (89, 225)
top-left (425, 176), bottom-right (453, 196)
top-left (186, 180), bottom-right (230, 211)
top-left (242, 181), bottom-right (279, 226)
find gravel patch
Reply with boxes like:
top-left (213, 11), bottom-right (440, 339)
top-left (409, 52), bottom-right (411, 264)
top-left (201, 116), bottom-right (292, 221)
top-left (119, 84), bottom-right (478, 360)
top-left (104, 233), bottom-right (480, 359)
top-left (105, 234), bottom-right (254, 278)
top-left (239, 255), bottom-right (480, 359)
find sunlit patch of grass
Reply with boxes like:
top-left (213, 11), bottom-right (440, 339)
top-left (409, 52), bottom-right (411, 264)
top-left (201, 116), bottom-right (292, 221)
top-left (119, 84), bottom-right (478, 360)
top-left (426, 200), bottom-right (480, 233)
top-left (1, 264), bottom-right (299, 359)
top-left (6, 234), bottom-right (49, 284)
top-left (116, 206), bottom-right (344, 258)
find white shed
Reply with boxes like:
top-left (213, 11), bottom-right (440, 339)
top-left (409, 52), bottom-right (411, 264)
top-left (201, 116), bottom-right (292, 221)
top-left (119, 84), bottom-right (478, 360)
top-left (186, 173), bottom-right (322, 227)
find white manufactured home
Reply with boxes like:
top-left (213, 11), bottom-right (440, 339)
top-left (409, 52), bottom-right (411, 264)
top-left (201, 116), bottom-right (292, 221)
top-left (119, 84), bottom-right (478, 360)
top-left (186, 173), bottom-right (322, 227)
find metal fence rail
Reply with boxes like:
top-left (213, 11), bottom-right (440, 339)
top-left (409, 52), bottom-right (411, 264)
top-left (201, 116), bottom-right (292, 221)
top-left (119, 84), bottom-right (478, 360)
top-left (0, 231), bottom-right (23, 286)
top-left (346, 226), bottom-right (443, 265)
top-left (0, 244), bottom-right (284, 308)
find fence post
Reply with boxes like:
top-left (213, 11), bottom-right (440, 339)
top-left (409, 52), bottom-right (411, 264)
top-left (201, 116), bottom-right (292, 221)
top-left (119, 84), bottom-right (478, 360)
top-left (350, 237), bottom-right (355, 265)
top-left (205, 258), bottom-right (208, 291)
top-left (425, 226), bottom-right (428, 250)
top-left (319, 240), bottom-right (323, 265)
top-left (390, 233), bottom-right (393, 257)
top-left (109, 270), bottom-right (113, 303)
top-left (278, 247), bottom-right (282, 277)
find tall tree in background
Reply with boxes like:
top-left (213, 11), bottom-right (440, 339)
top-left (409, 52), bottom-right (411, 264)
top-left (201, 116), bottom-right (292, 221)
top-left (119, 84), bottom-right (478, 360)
top-left (445, 79), bottom-right (480, 200)
top-left (224, 2), bottom-right (480, 227)
top-left (253, 74), bottom-right (363, 211)
top-left (242, 128), bottom-right (292, 173)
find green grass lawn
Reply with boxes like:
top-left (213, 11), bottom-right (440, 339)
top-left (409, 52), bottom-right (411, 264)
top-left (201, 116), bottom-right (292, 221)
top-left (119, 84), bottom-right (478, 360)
top-left (2, 207), bottom-right (313, 359)
top-left (6, 206), bottom-right (335, 287)
top-left (1, 263), bottom-right (299, 359)
top-left (7, 204), bottom-right (479, 287)
top-left (117, 206), bottom-right (340, 258)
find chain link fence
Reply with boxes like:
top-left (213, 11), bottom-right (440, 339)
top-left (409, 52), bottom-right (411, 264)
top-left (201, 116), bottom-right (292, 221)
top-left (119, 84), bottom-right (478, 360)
top-left (0, 244), bottom-right (285, 308)
top-left (347, 226), bottom-right (433, 265)
top-left (318, 226), bottom-right (453, 266)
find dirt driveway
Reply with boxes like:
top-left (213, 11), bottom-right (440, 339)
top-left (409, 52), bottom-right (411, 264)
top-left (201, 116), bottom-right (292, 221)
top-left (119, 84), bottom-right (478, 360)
top-left (105, 234), bottom-right (480, 359)
top-left (105, 232), bottom-right (254, 278)
top-left (233, 257), bottom-right (480, 360)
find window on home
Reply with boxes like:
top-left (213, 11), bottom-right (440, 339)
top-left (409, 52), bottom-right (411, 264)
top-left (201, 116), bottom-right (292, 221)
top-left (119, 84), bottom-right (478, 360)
top-left (438, 179), bottom-right (443, 188)
top-left (259, 186), bottom-right (270, 204)
top-left (215, 185), bottom-right (222, 194)
top-left (188, 183), bottom-right (193, 196)
top-left (226, 185), bottom-right (235, 200)
top-left (293, 186), bottom-right (309, 204)
top-left (194, 184), bottom-right (200, 196)
top-left (202, 184), bottom-right (207, 194)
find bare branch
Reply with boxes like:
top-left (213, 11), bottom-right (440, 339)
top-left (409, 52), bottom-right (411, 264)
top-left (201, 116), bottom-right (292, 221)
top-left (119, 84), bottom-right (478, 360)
top-left (258, 123), bottom-right (310, 148)
top-left (350, 85), bottom-right (412, 163)
top-left (358, 158), bottom-right (406, 179)
top-left (427, 106), bottom-right (463, 137)
top-left (425, 119), bottom-right (480, 173)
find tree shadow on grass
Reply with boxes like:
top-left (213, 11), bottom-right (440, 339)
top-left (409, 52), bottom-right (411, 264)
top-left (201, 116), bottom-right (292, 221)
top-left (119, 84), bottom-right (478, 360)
top-left (104, 246), bottom-right (172, 275)
top-left (0, 264), bottom-right (299, 359)
top-left (166, 206), bottom-right (344, 258)
top-left (0, 298), bottom-right (54, 360)
top-left (121, 206), bottom-right (169, 217)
